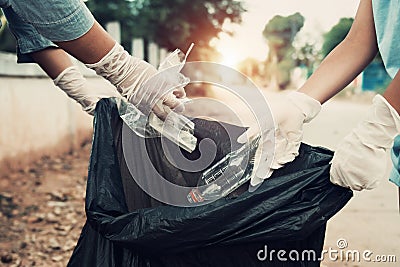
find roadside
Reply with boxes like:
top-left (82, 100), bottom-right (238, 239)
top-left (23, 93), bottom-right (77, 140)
top-left (0, 142), bottom-right (90, 266)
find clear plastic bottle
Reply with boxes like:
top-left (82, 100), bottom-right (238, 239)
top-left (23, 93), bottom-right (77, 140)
top-left (187, 135), bottom-right (260, 204)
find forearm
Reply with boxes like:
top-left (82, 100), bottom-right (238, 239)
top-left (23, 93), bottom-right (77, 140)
top-left (55, 21), bottom-right (116, 64)
top-left (298, 38), bottom-right (377, 103)
top-left (383, 70), bottom-right (400, 115)
top-left (30, 47), bottom-right (73, 79)
top-left (298, 0), bottom-right (378, 104)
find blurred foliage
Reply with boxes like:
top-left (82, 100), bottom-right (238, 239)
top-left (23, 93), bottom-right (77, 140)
top-left (87, 0), bottom-right (246, 60)
top-left (294, 42), bottom-right (321, 78)
top-left (0, 11), bottom-right (5, 34)
top-left (321, 17), bottom-right (353, 57)
top-left (262, 12), bottom-right (304, 89)
top-left (237, 57), bottom-right (263, 78)
top-left (0, 1), bottom-right (245, 60)
top-left (0, 12), bottom-right (17, 53)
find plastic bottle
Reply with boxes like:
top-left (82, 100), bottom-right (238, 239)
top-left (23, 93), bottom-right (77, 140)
top-left (187, 135), bottom-right (260, 203)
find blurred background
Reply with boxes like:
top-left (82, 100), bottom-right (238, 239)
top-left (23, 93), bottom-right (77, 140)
top-left (0, 0), bottom-right (398, 266)
top-left (0, 0), bottom-right (391, 93)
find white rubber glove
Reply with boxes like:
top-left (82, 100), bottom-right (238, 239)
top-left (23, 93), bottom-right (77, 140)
top-left (54, 66), bottom-right (120, 115)
top-left (135, 47), bottom-right (191, 118)
top-left (86, 43), bottom-right (187, 116)
top-left (330, 95), bottom-right (400, 191)
top-left (239, 91), bottom-right (321, 186)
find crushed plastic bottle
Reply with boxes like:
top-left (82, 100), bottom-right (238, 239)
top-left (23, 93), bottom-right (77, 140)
top-left (187, 135), bottom-right (260, 204)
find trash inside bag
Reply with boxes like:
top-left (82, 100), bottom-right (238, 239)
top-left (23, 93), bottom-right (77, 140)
top-left (68, 99), bottom-right (352, 267)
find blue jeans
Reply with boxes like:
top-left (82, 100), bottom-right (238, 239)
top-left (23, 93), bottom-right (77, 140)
top-left (0, 0), bottom-right (94, 63)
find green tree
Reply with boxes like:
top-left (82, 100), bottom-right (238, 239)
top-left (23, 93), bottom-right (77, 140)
top-left (87, 0), bottom-right (246, 60)
top-left (262, 12), bottom-right (304, 89)
top-left (321, 17), bottom-right (353, 57)
top-left (295, 42), bottom-right (321, 77)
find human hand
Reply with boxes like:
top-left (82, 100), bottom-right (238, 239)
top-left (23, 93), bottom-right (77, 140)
top-left (132, 47), bottom-right (192, 119)
top-left (53, 66), bottom-right (120, 115)
top-left (86, 43), bottom-right (188, 117)
top-left (238, 91), bottom-right (321, 186)
top-left (128, 62), bottom-right (189, 118)
top-left (330, 95), bottom-right (400, 191)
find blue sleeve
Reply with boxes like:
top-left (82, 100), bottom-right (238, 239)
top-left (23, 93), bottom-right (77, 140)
top-left (389, 135), bottom-right (400, 187)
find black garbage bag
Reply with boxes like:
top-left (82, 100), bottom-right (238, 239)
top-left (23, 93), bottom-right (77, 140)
top-left (68, 99), bottom-right (353, 267)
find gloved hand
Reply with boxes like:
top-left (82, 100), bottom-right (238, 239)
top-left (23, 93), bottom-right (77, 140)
top-left (86, 43), bottom-right (188, 117)
top-left (54, 66), bottom-right (120, 115)
top-left (238, 91), bottom-right (321, 186)
top-left (135, 47), bottom-right (191, 119)
top-left (330, 95), bottom-right (400, 191)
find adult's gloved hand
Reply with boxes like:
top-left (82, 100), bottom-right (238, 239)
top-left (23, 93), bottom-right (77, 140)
top-left (330, 95), bottom-right (400, 191)
top-left (86, 43), bottom-right (188, 117)
top-left (238, 91), bottom-right (321, 186)
top-left (54, 66), bottom-right (120, 115)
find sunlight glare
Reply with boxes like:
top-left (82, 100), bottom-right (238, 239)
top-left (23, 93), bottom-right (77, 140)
top-left (220, 52), bottom-right (240, 68)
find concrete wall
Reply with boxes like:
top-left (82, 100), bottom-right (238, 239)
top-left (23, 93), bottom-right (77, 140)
top-left (0, 51), bottom-right (97, 77)
top-left (0, 52), bottom-right (115, 172)
top-left (0, 27), bottom-right (167, 172)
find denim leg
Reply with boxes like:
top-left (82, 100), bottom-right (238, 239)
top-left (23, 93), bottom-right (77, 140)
top-left (7, 0), bottom-right (94, 42)
top-left (2, 6), bottom-right (56, 63)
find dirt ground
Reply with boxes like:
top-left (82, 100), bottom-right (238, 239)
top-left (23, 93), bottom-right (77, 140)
top-left (0, 142), bottom-right (91, 266)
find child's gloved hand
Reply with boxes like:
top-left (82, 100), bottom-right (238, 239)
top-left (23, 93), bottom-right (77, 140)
top-left (238, 91), bottom-right (321, 186)
top-left (86, 43), bottom-right (188, 117)
top-left (53, 66), bottom-right (120, 115)
top-left (330, 95), bottom-right (400, 191)
top-left (129, 63), bottom-right (190, 119)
